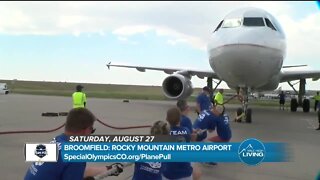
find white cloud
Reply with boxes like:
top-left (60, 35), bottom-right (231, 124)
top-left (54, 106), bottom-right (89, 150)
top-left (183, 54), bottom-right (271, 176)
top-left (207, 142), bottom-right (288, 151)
top-left (278, 12), bottom-right (320, 67)
top-left (117, 36), bottom-right (139, 45)
top-left (0, 1), bottom-right (317, 54)
top-left (0, 2), bottom-right (250, 49)
top-left (113, 25), bottom-right (153, 36)
top-left (58, 15), bottom-right (88, 28)
top-left (155, 27), bottom-right (206, 50)
top-left (112, 24), bottom-right (206, 49)
top-left (248, 1), bottom-right (293, 16)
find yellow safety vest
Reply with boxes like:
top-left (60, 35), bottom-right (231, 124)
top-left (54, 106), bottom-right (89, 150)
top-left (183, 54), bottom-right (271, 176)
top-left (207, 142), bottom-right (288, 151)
top-left (315, 95), bottom-right (320, 101)
top-left (214, 92), bottom-right (224, 105)
top-left (72, 92), bottom-right (86, 108)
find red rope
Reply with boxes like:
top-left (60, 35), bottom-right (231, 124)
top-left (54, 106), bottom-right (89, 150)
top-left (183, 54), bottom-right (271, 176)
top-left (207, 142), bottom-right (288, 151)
top-left (0, 116), bottom-right (151, 135)
top-left (96, 118), bottom-right (151, 130)
top-left (0, 123), bottom-right (66, 135)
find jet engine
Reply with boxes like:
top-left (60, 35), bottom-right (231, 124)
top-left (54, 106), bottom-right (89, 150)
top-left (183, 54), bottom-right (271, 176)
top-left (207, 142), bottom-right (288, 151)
top-left (162, 74), bottom-right (193, 99)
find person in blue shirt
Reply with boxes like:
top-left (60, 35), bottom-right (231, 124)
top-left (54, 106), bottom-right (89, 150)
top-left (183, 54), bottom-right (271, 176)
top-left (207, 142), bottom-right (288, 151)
top-left (196, 86), bottom-right (212, 115)
top-left (162, 107), bottom-right (196, 180)
top-left (176, 99), bottom-right (192, 133)
top-left (178, 98), bottom-right (206, 144)
top-left (24, 108), bottom-right (123, 180)
top-left (133, 120), bottom-right (169, 180)
top-left (207, 106), bottom-right (232, 143)
top-left (193, 105), bottom-right (232, 166)
top-left (176, 100), bottom-right (202, 180)
top-left (194, 105), bottom-right (231, 142)
top-left (279, 91), bottom-right (286, 110)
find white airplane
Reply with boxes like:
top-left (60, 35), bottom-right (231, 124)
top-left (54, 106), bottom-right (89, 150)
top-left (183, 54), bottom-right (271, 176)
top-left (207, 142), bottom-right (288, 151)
top-left (107, 7), bottom-right (320, 122)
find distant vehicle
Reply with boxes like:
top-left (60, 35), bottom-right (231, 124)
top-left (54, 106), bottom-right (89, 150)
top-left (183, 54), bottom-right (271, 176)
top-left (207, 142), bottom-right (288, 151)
top-left (0, 83), bottom-right (9, 95)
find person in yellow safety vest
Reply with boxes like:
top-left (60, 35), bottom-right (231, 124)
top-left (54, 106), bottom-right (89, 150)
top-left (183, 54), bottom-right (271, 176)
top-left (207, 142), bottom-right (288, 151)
top-left (314, 92), bottom-right (320, 112)
top-left (214, 89), bottom-right (224, 106)
top-left (72, 85), bottom-right (87, 108)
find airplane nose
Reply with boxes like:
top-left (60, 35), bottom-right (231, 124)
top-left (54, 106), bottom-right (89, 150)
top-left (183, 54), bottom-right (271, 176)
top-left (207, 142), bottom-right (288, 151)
top-left (208, 26), bottom-right (285, 88)
top-left (209, 42), bottom-right (281, 88)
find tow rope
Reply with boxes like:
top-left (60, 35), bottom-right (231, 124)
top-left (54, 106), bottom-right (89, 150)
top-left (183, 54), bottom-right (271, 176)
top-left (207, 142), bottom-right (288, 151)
top-left (0, 112), bottom-right (151, 135)
top-left (221, 95), bottom-right (239, 105)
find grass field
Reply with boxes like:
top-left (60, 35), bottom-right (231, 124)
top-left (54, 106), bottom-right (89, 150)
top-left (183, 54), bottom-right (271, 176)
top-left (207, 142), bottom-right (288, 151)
top-left (2, 79), bottom-right (169, 100)
top-left (1, 79), bottom-right (313, 107)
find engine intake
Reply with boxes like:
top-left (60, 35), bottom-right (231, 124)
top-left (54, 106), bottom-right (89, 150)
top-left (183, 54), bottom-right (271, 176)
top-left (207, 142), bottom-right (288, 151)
top-left (162, 74), bottom-right (193, 99)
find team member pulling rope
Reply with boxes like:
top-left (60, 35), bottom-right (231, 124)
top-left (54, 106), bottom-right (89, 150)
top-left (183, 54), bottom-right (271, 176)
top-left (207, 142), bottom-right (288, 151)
top-left (24, 108), bottom-right (124, 180)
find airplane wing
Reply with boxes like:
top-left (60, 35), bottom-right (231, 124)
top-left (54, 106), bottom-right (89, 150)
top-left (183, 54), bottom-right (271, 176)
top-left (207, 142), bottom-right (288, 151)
top-left (282, 65), bottom-right (307, 68)
top-left (106, 62), bottom-right (220, 79)
top-left (280, 70), bottom-right (320, 82)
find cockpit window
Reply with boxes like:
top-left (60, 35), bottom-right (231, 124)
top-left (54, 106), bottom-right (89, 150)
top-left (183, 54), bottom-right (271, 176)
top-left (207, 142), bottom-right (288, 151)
top-left (243, 17), bottom-right (265, 26)
top-left (222, 18), bottom-right (242, 28)
top-left (265, 18), bottom-right (277, 31)
top-left (214, 20), bottom-right (223, 32)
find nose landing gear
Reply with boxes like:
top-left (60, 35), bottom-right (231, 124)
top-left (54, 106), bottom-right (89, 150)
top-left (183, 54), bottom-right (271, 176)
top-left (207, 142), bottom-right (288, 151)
top-left (235, 88), bottom-right (252, 123)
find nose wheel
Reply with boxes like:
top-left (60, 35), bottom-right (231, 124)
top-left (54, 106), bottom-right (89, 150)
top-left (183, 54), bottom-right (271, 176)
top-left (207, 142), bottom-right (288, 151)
top-left (235, 88), bottom-right (252, 123)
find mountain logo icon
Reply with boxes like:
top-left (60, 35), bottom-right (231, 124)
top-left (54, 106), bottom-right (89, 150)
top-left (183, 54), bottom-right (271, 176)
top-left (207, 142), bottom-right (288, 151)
top-left (238, 139), bottom-right (266, 166)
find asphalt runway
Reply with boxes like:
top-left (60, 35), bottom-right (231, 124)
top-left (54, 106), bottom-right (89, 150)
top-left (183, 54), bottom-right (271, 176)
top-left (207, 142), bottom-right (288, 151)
top-left (0, 94), bottom-right (319, 180)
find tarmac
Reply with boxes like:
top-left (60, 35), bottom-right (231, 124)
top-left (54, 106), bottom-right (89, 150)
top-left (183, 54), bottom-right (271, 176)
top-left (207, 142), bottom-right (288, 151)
top-left (0, 94), bottom-right (319, 180)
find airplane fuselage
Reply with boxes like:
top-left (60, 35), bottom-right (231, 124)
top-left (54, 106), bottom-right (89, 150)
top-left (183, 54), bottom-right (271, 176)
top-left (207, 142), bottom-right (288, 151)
top-left (207, 7), bottom-right (286, 91)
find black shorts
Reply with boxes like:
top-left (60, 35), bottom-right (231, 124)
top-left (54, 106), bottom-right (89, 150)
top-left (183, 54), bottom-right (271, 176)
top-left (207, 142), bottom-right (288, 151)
top-left (280, 100), bottom-right (285, 105)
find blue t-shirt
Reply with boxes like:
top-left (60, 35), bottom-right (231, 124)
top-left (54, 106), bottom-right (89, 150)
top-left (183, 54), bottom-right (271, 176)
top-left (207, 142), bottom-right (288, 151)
top-left (279, 94), bottom-right (285, 101)
top-left (162, 126), bottom-right (193, 179)
top-left (193, 110), bottom-right (214, 141)
top-left (132, 162), bottom-right (162, 180)
top-left (24, 134), bottom-right (86, 180)
top-left (196, 92), bottom-right (212, 112)
top-left (180, 115), bottom-right (193, 133)
top-left (215, 114), bottom-right (232, 141)
top-left (193, 110), bottom-right (232, 141)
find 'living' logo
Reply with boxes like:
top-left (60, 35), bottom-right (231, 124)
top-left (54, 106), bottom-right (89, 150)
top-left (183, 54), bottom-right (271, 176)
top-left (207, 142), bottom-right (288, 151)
top-left (238, 139), bottom-right (266, 166)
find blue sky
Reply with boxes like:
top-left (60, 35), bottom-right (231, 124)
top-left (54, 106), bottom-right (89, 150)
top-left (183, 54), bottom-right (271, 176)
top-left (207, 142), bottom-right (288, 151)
top-left (0, 1), bottom-right (320, 91)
